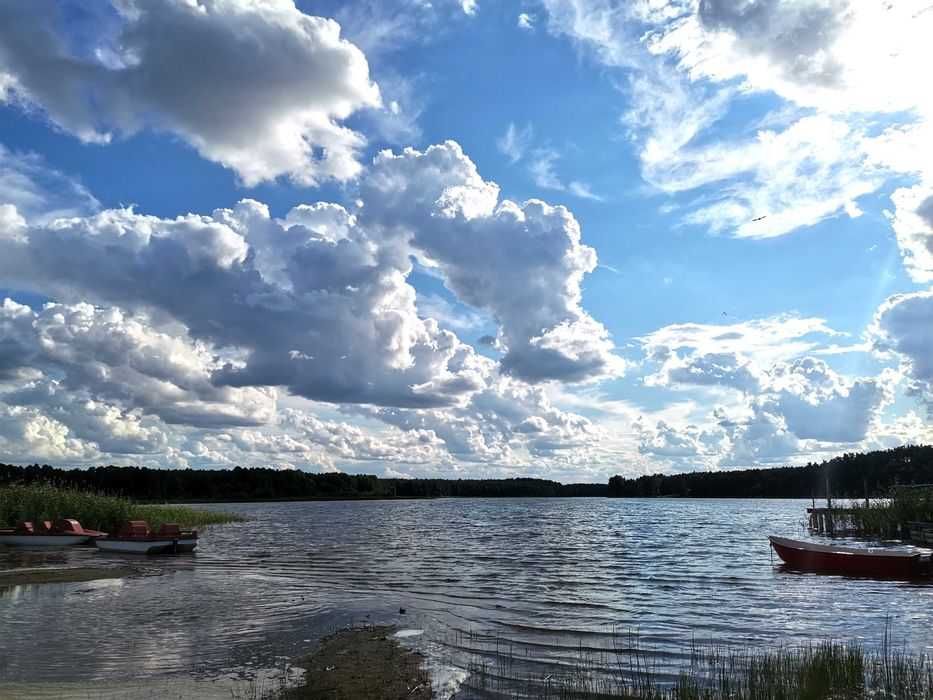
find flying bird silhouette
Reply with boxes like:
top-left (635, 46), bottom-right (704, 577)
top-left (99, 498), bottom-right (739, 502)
top-left (752, 215), bottom-right (767, 222)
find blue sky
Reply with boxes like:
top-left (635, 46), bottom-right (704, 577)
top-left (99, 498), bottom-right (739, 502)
top-left (0, 0), bottom-right (931, 480)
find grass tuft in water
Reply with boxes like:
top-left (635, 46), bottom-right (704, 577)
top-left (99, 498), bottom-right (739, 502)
top-left (0, 483), bottom-right (244, 532)
top-left (463, 630), bottom-right (933, 700)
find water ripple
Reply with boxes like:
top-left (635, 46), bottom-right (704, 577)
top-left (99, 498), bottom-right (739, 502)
top-left (1, 498), bottom-right (932, 698)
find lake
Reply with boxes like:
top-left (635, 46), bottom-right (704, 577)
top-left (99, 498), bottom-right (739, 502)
top-left (2, 498), bottom-right (932, 698)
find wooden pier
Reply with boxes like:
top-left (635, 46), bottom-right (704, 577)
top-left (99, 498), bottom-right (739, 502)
top-left (809, 509), bottom-right (933, 546)
top-left (807, 507), bottom-right (858, 535)
top-left (805, 481), bottom-right (933, 542)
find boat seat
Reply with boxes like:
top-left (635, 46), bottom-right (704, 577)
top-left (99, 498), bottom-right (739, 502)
top-left (158, 523), bottom-right (182, 537)
top-left (15, 521), bottom-right (34, 534)
top-left (52, 518), bottom-right (83, 534)
top-left (35, 520), bottom-right (52, 534)
top-left (118, 520), bottom-right (152, 538)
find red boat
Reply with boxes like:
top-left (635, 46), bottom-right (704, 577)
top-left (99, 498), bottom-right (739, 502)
top-left (769, 536), bottom-right (926, 578)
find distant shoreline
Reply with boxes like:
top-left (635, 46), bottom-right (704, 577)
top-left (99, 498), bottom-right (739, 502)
top-left (151, 494), bottom-right (814, 504)
top-left (3, 445), bottom-right (932, 502)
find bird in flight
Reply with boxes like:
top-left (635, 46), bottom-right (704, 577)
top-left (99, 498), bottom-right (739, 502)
top-left (751, 215), bottom-right (767, 223)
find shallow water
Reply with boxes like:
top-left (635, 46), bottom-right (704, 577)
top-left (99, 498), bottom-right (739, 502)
top-left (1, 498), bottom-right (931, 697)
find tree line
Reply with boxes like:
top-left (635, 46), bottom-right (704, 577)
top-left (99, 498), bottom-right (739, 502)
top-left (607, 445), bottom-right (933, 498)
top-left (2, 445), bottom-right (930, 502)
top-left (0, 463), bottom-right (607, 501)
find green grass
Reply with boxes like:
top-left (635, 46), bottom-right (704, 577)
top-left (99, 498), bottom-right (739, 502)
top-left (129, 503), bottom-right (244, 529)
top-left (0, 483), bottom-right (245, 532)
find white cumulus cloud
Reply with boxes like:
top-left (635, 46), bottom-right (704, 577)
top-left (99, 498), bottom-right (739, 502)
top-left (0, 138), bottom-right (619, 472)
top-left (0, 0), bottom-right (381, 186)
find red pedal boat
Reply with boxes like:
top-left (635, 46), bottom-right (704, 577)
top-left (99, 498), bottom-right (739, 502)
top-left (0, 519), bottom-right (106, 546)
top-left (769, 536), bottom-right (926, 578)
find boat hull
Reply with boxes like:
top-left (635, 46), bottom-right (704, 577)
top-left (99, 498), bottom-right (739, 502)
top-left (770, 536), bottom-right (921, 578)
top-left (95, 539), bottom-right (173, 554)
top-left (173, 537), bottom-right (197, 553)
top-left (0, 534), bottom-right (92, 546)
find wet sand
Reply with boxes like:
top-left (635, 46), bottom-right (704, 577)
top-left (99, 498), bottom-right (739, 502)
top-left (286, 625), bottom-right (432, 699)
top-left (0, 627), bottom-right (426, 700)
top-left (0, 564), bottom-right (435, 698)
top-left (0, 566), bottom-right (137, 586)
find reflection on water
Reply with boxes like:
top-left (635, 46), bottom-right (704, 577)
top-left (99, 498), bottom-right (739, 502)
top-left (1, 498), bottom-right (932, 698)
top-left (0, 584), bottom-right (29, 600)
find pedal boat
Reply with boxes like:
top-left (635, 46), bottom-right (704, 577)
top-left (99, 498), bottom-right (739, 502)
top-left (0, 519), bottom-right (106, 546)
top-left (94, 521), bottom-right (198, 554)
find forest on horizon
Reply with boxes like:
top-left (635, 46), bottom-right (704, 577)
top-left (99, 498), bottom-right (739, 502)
top-left (1, 445), bottom-right (930, 502)
top-left (607, 445), bottom-right (933, 499)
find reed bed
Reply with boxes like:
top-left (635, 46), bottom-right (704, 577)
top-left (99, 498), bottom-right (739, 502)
top-left (845, 487), bottom-right (933, 538)
top-left (0, 483), bottom-right (244, 531)
top-left (464, 632), bottom-right (933, 699)
top-left (130, 503), bottom-right (245, 529)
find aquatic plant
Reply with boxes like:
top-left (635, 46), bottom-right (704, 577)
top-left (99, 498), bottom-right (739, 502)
top-left (459, 630), bottom-right (933, 699)
top-left (129, 503), bottom-right (245, 529)
top-left (846, 486), bottom-right (933, 538)
top-left (0, 483), bottom-right (244, 532)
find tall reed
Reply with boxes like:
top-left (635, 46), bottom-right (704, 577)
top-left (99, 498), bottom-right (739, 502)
top-left (462, 633), bottom-right (933, 699)
top-left (0, 483), bottom-right (244, 531)
top-left (847, 487), bottom-right (933, 538)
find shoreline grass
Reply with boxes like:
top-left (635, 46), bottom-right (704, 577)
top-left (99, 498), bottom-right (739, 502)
top-left (0, 483), bottom-right (245, 532)
top-left (844, 488), bottom-right (933, 539)
top-left (460, 629), bottom-right (933, 699)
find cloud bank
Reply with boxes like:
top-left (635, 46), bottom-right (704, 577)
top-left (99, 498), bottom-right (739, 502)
top-left (0, 139), bottom-right (616, 474)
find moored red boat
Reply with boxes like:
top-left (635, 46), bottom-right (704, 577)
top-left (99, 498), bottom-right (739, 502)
top-left (94, 520), bottom-right (197, 555)
top-left (0, 519), bottom-right (106, 547)
top-left (769, 535), bottom-right (925, 578)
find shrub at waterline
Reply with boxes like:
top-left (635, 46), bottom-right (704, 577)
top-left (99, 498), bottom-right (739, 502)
top-left (0, 483), bottom-right (244, 532)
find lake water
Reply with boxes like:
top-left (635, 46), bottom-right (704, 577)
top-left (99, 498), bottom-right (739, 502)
top-left (2, 498), bottom-right (932, 698)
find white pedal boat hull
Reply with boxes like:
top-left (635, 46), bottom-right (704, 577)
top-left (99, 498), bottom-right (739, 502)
top-left (0, 534), bottom-right (92, 546)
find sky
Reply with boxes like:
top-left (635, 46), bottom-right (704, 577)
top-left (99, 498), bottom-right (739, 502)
top-left (0, 0), bottom-right (931, 482)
